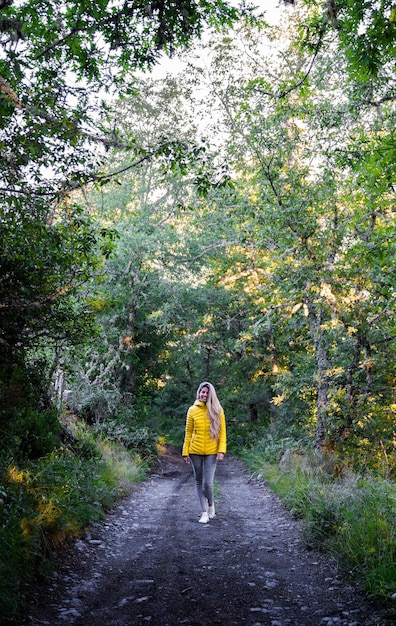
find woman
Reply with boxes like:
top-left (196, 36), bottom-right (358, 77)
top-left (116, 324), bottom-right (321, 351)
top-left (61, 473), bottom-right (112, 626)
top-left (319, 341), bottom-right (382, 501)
top-left (182, 381), bottom-right (227, 523)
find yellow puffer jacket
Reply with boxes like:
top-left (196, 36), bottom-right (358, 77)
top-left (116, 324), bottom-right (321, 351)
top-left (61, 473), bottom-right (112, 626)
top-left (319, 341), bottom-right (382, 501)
top-left (182, 401), bottom-right (227, 456)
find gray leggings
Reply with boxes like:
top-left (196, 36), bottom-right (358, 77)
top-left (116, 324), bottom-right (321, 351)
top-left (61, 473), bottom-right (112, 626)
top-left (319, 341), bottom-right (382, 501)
top-left (189, 454), bottom-right (217, 511)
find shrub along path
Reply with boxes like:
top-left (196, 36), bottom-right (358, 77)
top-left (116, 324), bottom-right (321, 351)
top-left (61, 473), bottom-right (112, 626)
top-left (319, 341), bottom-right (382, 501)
top-left (22, 446), bottom-right (389, 625)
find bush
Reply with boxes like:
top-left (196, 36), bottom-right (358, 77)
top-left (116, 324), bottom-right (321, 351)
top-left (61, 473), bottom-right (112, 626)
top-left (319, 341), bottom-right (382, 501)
top-left (243, 446), bottom-right (396, 604)
top-left (0, 433), bottom-right (148, 623)
top-left (329, 479), bottom-right (396, 598)
top-left (226, 419), bottom-right (270, 453)
top-left (94, 418), bottom-right (157, 459)
top-left (0, 473), bottom-right (41, 621)
top-left (1, 408), bottom-right (62, 464)
top-left (241, 432), bottom-right (311, 470)
top-left (69, 421), bottom-right (102, 460)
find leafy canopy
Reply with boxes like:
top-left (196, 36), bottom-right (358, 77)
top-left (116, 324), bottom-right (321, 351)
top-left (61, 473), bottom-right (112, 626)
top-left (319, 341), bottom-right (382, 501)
top-left (0, 0), bottom-right (247, 413)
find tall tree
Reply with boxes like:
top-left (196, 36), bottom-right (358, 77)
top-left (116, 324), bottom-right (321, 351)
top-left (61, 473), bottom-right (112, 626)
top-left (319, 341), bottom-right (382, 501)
top-left (168, 15), bottom-right (395, 461)
top-left (0, 0), bottom-right (247, 433)
top-left (60, 75), bottom-right (235, 418)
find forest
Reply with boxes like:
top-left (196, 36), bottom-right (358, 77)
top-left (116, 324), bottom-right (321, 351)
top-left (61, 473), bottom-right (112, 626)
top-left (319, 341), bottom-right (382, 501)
top-left (0, 0), bottom-right (395, 621)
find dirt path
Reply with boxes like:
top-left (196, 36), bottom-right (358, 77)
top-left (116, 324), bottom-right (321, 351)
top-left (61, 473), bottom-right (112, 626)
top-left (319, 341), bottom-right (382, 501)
top-left (23, 447), bottom-right (389, 626)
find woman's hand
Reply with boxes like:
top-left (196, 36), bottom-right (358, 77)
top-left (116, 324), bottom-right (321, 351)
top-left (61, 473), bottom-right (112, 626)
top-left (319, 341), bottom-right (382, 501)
top-left (183, 456), bottom-right (191, 465)
top-left (217, 453), bottom-right (225, 461)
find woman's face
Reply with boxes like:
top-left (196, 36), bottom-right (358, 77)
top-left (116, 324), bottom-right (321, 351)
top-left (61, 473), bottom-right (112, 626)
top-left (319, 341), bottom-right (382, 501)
top-left (199, 386), bottom-right (209, 403)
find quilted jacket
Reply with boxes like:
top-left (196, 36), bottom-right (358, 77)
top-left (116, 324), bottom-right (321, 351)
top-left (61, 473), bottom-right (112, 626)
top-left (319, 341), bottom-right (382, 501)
top-left (182, 401), bottom-right (227, 456)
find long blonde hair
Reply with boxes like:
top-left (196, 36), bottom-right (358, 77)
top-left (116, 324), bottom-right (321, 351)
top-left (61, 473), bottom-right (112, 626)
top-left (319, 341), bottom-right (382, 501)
top-left (195, 381), bottom-right (222, 441)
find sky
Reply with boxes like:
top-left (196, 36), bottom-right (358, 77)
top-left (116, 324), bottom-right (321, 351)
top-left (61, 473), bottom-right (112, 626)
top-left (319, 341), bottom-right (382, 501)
top-left (148, 0), bottom-right (282, 79)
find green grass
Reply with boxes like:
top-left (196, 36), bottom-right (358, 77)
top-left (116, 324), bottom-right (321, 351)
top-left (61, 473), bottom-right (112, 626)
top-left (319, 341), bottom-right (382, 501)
top-left (241, 445), bottom-right (396, 607)
top-left (0, 425), bottom-right (151, 624)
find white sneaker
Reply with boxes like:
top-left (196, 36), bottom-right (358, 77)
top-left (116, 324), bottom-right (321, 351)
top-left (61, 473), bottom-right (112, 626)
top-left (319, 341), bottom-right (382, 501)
top-left (199, 512), bottom-right (209, 524)
top-left (208, 504), bottom-right (216, 519)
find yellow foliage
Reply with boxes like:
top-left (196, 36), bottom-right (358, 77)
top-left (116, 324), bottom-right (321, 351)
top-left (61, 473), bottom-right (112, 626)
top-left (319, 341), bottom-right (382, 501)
top-left (156, 436), bottom-right (167, 455)
top-left (320, 283), bottom-right (336, 302)
top-left (37, 502), bottom-right (61, 528)
top-left (86, 296), bottom-right (109, 313)
top-left (251, 369), bottom-right (265, 382)
top-left (7, 467), bottom-right (30, 485)
top-left (271, 394), bottom-right (284, 406)
top-left (20, 518), bottom-right (35, 539)
top-left (291, 302), bottom-right (302, 315)
top-left (358, 438), bottom-right (371, 448)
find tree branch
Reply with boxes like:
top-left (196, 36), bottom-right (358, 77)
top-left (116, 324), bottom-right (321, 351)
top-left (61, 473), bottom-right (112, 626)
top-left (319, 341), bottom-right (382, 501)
top-left (35, 26), bottom-right (81, 60)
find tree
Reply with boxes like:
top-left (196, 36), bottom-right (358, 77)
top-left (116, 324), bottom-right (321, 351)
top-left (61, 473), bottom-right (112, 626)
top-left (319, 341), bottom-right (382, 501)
top-left (58, 75), bottom-right (234, 421)
top-left (166, 16), bottom-right (395, 467)
top-left (62, 5), bottom-right (394, 469)
top-left (299, 0), bottom-right (396, 82)
top-left (0, 0), bottom-right (245, 196)
top-left (0, 0), bottom-right (247, 437)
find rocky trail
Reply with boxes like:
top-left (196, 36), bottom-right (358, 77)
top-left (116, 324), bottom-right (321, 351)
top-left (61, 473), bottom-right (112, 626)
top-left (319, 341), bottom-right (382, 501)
top-left (22, 446), bottom-right (391, 626)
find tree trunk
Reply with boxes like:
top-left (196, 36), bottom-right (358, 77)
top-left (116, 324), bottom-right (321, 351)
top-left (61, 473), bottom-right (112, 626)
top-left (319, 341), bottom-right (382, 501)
top-left (205, 346), bottom-right (212, 380)
top-left (308, 304), bottom-right (330, 448)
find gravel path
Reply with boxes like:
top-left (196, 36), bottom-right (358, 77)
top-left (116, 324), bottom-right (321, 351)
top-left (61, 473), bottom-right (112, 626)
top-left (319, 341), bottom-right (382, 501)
top-left (22, 447), bottom-right (390, 626)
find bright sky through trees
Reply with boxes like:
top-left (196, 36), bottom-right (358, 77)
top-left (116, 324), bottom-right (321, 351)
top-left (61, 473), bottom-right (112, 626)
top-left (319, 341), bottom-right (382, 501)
top-left (147, 0), bottom-right (281, 78)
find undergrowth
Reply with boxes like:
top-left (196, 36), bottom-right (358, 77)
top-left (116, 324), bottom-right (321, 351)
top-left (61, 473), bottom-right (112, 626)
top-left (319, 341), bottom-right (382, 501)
top-left (0, 420), bottom-right (153, 624)
top-left (241, 439), bottom-right (396, 608)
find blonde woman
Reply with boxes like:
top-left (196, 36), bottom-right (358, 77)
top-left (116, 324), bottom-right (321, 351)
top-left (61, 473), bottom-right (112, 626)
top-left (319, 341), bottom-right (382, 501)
top-left (182, 381), bottom-right (227, 523)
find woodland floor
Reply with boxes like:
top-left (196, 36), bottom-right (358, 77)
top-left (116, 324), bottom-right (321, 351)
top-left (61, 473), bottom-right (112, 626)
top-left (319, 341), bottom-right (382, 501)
top-left (21, 445), bottom-right (393, 626)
